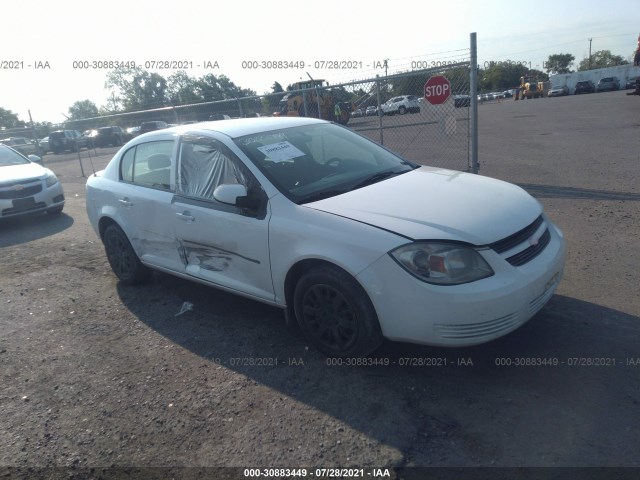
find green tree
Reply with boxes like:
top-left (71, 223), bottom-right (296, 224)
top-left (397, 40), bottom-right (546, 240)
top-left (577, 50), bottom-right (628, 71)
top-left (105, 67), bottom-right (168, 110)
top-left (544, 53), bottom-right (575, 74)
top-left (479, 62), bottom-right (531, 92)
top-left (68, 100), bottom-right (99, 120)
top-left (0, 107), bottom-right (24, 128)
top-left (167, 71), bottom-right (200, 105)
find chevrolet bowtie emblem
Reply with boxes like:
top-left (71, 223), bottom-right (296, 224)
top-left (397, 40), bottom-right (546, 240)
top-left (13, 184), bottom-right (25, 191)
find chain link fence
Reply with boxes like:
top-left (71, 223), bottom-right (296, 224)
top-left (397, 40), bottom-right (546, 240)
top-left (58, 36), bottom-right (478, 174)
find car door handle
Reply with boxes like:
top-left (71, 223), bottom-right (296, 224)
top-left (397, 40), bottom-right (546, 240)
top-left (175, 211), bottom-right (195, 222)
top-left (118, 197), bottom-right (133, 207)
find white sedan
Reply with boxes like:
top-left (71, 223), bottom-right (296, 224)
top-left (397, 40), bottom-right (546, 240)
top-left (1, 145), bottom-right (65, 219)
top-left (86, 117), bottom-right (565, 356)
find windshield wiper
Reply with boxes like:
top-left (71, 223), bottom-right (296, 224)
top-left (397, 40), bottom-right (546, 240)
top-left (297, 189), bottom-right (349, 204)
top-left (352, 168), bottom-right (409, 190)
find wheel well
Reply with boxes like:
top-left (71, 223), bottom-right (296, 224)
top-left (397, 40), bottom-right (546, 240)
top-left (283, 259), bottom-right (353, 325)
top-left (97, 216), bottom-right (119, 241)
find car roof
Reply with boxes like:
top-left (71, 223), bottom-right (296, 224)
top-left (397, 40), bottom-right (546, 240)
top-left (138, 116), bottom-right (326, 140)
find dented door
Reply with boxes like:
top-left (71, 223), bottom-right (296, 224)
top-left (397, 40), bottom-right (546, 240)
top-left (171, 133), bottom-right (274, 302)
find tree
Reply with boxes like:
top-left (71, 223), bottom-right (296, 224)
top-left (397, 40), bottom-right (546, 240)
top-left (68, 100), bottom-right (99, 120)
top-left (544, 53), bottom-right (575, 74)
top-left (577, 50), bottom-right (628, 71)
top-left (167, 71), bottom-right (201, 105)
top-left (0, 107), bottom-right (24, 129)
top-left (105, 67), bottom-right (168, 110)
top-left (479, 62), bottom-right (531, 92)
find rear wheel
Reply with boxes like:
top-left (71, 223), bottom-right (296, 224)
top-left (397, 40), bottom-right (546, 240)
top-left (398, 106), bottom-right (407, 115)
top-left (294, 265), bottom-right (383, 357)
top-left (103, 224), bottom-right (151, 284)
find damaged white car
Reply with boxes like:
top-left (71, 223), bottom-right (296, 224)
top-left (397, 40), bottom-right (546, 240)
top-left (86, 117), bottom-right (565, 356)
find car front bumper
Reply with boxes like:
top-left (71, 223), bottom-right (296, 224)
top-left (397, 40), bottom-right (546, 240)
top-left (357, 219), bottom-right (566, 347)
top-left (0, 179), bottom-right (65, 218)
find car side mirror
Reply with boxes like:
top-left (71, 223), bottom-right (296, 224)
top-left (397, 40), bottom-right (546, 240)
top-left (28, 155), bottom-right (43, 166)
top-left (213, 184), bottom-right (248, 205)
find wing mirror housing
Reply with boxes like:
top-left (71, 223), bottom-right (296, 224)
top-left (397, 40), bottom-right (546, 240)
top-left (213, 184), bottom-right (248, 205)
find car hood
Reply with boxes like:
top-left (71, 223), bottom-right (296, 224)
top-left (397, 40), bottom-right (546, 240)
top-left (0, 162), bottom-right (48, 183)
top-left (305, 166), bottom-right (542, 245)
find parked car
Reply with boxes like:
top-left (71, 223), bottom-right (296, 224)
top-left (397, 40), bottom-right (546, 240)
top-left (139, 121), bottom-right (168, 134)
top-left (209, 114), bottom-right (231, 121)
top-left (625, 76), bottom-right (638, 89)
top-left (48, 130), bottom-right (93, 154)
top-left (380, 95), bottom-right (421, 115)
top-left (574, 81), bottom-right (595, 95)
top-left (0, 144), bottom-right (64, 219)
top-left (596, 77), bottom-right (620, 92)
top-left (39, 137), bottom-right (50, 154)
top-left (547, 85), bottom-right (569, 97)
top-left (86, 117), bottom-right (566, 357)
top-left (92, 126), bottom-right (129, 147)
top-left (365, 106), bottom-right (378, 116)
top-left (454, 95), bottom-right (471, 108)
top-left (0, 137), bottom-right (45, 157)
top-left (126, 126), bottom-right (141, 138)
top-left (351, 108), bottom-right (364, 118)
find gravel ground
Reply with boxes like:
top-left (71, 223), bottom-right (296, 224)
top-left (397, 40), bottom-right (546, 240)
top-left (1, 90), bottom-right (639, 480)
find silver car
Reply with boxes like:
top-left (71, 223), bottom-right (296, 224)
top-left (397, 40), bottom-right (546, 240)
top-left (547, 85), bottom-right (569, 97)
top-left (0, 145), bottom-right (65, 219)
top-left (380, 95), bottom-right (421, 115)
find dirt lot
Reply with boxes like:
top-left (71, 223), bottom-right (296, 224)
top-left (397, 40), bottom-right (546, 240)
top-left (1, 91), bottom-right (639, 479)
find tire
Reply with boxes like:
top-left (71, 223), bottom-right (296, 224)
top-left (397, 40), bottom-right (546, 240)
top-left (398, 106), bottom-right (407, 115)
top-left (102, 224), bottom-right (151, 285)
top-left (293, 265), bottom-right (383, 357)
top-left (47, 205), bottom-right (63, 215)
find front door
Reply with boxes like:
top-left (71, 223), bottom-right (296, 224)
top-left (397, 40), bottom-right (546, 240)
top-left (171, 133), bottom-right (274, 302)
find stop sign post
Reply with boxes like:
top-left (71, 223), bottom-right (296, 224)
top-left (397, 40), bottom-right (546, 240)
top-left (424, 76), bottom-right (451, 105)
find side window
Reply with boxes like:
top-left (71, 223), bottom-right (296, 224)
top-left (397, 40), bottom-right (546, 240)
top-left (177, 135), bottom-right (248, 201)
top-left (119, 140), bottom-right (174, 190)
top-left (120, 148), bottom-right (134, 182)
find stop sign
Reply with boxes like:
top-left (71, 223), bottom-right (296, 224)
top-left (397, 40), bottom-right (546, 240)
top-left (424, 76), bottom-right (451, 105)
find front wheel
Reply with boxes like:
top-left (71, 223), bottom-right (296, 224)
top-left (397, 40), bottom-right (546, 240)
top-left (293, 265), bottom-right (383, 357)
top-left (103, 224), bottom-right (151, 284)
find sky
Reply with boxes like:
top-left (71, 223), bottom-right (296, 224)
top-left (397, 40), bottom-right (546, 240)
top-left (1, 0), bottom-right (638, 125)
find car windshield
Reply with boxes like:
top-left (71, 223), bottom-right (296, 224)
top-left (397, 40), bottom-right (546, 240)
top-left (0, 146), bottom-right (30, 166)
top-left (235, 123), bottom-right (418, 204)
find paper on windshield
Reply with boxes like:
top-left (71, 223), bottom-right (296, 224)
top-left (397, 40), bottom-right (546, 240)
top-left (257, 141), bottom-right (305, 163)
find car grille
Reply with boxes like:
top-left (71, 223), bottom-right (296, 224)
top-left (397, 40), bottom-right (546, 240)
top-left (489, 215), bottom-right (550, 266)
top-left (0, 181), bottom-right (42, 199)
top-left (436, 313), bottom-right (520, 340)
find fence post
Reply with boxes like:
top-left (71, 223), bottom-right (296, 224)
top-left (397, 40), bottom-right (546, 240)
top-left (375, 75), bottom-right (384, 145)
top-left (237, 98), bottom-right (244, 118)
top-left (470, 32), bottom-right (479, 174)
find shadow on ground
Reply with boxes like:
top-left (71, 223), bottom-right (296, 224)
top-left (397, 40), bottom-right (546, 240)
top-left (117, 273), bottom-right (640, 467)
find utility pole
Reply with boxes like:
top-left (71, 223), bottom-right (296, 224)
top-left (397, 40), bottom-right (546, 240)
top-left (588, 38), bottom-right (593, 70)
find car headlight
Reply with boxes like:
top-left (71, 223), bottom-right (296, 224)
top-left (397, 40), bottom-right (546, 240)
top-left (390, 242), bottom-right (494, 285)
top-left (44, 172), bottom-right (59, 187)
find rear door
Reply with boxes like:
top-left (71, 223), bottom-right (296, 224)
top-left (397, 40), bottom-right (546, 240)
top-left (114, 138), bottom-right (184, 271)
top-left (171, 133), bottom-right (274, 302)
